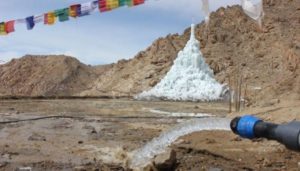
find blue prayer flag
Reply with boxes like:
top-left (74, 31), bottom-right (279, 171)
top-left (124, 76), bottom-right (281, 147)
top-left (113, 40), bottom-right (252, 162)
top-left (26, 16), bottom-right (35, 30)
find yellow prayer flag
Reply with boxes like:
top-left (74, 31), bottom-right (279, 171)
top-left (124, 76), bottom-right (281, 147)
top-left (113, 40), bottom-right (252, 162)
top-left (0, 22), bottom-right (7, 35)
top-left (107, 0), bottom-right (119, 10)
top-left (47, 12), bottom-right (56, 25)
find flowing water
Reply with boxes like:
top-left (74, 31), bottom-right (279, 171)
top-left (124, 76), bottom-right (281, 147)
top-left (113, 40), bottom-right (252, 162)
top-left (129, 117), bottom-right (231, 169)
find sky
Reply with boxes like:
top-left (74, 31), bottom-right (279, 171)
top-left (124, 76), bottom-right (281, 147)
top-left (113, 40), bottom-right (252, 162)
top-left (0, 0), bottom-right (240, 65)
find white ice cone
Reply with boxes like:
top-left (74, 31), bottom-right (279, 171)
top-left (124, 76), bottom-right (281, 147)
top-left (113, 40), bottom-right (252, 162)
top-left (136, 24), bottom-right (227, 101)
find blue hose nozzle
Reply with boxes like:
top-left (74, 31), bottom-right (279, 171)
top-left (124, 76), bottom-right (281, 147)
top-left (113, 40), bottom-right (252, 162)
top-left (231, 115), bottom-right (300, 152)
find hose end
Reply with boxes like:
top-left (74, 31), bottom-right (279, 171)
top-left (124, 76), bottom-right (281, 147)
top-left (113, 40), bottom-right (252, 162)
top-left (230, 117), bottom-right (241, 134)
top-left (231, 115), bottom-right (261, 139)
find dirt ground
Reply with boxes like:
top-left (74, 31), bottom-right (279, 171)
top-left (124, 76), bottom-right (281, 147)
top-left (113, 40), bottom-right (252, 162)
top-left (0, 99), bottom-right (300, 171)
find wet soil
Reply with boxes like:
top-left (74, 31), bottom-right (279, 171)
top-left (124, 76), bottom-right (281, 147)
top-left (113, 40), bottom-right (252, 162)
top-left (0, 99), bottom-right (299, 171)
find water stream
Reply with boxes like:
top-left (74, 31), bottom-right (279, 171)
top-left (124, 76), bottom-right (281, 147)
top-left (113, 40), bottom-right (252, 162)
top-left (129, 117), bottom-right (231, 169)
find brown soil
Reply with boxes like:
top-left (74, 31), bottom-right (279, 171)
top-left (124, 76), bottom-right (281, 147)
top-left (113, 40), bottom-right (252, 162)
top-left (0, 99), bottom-right (300, 171)
top-left (174, 131), bottom-right (300, 171)
top-left (0, 99), bottom-right (226, 171)
top-left (0, 55), bottom-right (112, 97)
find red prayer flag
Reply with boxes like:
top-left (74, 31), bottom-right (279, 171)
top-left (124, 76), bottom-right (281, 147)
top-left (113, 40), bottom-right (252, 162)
top-left (99, 0), bottom-right (111, 12)
top-left (133, 0), bottom-right (144, 6)
top-left (44, 13), bottom-right (48, 24)
top-left (70, 4), bottom-right (80, 17)
top-left (5, 20), bottom-right (15, 33)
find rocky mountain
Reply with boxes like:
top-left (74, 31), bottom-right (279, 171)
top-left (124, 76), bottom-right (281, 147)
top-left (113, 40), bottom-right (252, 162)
top-left (0, 0), bottom-right (299, 104)
top-left (0, 55), bottom-right (110, 97)
top-left (83, 0), bottom-right (300, 103)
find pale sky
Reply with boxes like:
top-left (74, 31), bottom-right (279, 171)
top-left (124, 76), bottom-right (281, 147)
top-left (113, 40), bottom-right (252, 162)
top-left (0, 0), bottom-right (240, 65)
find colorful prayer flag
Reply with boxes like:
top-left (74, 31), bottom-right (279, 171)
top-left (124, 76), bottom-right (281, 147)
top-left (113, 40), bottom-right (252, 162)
top-left (99, 0), bottom-right (110, 12)
top-left (133, 0), bottom-right (144, 6)
top-left (125, 0), bottom-right (144, 7)
top-left (119, 0), bottom-right (126, 6)
top-left (55, 8), bottom-right (70, 22)
top-left (99, 0), bottom-right (120, 12)
top-left (125, 0), bottom-right (133, 7)
top-left (0, 0), bottom-right (148, 35)
top-left (69, 4), bottom-right (81, 17)
top-left (5, 20), bottom-right (15, 33)
top-left (44, 12), bottom-right (56, 25)
top-left (0, 22), bottom-right (7, 35)
top-left (80, 1), bottom-right (97, 16)
top-left (26, 16), bottom-right (35, 30)
top-left (107, 0), bottom-right (119, 10)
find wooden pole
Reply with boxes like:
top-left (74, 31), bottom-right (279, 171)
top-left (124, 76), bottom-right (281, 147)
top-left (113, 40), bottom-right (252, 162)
top-left (229, 76), bottom-right (232, 113)
top-left (234, 74), bottom-right (238, 112)
top-left (238, 76), bottom-right (243, 112)
top-left (244, 83), bottom-right (247, 109)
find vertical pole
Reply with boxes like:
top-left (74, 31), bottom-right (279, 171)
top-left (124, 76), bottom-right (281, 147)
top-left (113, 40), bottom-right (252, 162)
top-left (244, 84), bottom-right (247, 109)
top-left (238, 76), bottom-right (243, 112)
top-left (271, 56), bottom-right (274, 74)
top-left (234, 74), bottom-right (238, 112)
top-left (229, 76), bottom-right (232, 113)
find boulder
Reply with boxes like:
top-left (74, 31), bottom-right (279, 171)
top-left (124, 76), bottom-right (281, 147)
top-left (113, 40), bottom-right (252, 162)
top-left (153, 148), bottom-right (176, 171)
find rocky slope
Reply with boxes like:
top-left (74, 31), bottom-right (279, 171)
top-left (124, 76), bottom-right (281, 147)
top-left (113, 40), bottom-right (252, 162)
top-left (0, 55), bottom-right (110, 97)
top-left (83, 0), bottom-right (300, 103)
top-left (0, 0), bottom-right (299, 103)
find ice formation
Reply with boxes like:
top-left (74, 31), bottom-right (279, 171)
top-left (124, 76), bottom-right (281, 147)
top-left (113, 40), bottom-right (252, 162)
top-left (136, 24), bottom-right (226, 101)
top-left (129, 117), bottom-right (231, 169)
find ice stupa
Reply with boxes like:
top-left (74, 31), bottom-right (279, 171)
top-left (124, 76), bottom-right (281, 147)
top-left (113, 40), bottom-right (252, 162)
top-left (136, 24), bottom-right (227, 101)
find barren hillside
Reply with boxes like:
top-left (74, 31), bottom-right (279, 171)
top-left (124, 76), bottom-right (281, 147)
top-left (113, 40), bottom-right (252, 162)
top-left (0, 55), bottom-right (110, 97)
top-left (0, 0), bottom-right (299, 104)
top-left (82, 0), bottom-right (300, 103)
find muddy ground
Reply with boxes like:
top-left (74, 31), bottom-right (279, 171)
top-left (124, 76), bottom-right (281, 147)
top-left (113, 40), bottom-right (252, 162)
top-left (0, 99), bottom-right (300, 171)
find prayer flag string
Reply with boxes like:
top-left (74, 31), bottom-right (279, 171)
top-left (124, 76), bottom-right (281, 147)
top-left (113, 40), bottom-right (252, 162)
top-left (0, 0), bottom-right (145, 36)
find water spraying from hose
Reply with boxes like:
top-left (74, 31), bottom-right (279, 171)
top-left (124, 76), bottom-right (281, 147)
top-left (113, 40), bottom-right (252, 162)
top-left (129, 117), bottom-right (231, 169)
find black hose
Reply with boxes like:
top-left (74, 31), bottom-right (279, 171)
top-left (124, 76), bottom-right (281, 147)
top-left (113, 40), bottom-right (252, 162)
top-left (0, 115), bottom-right (210, 124)
top-left (0, 115), bottom-right (84, 124)
top-left (231, 116), bottom-right (300, 152)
